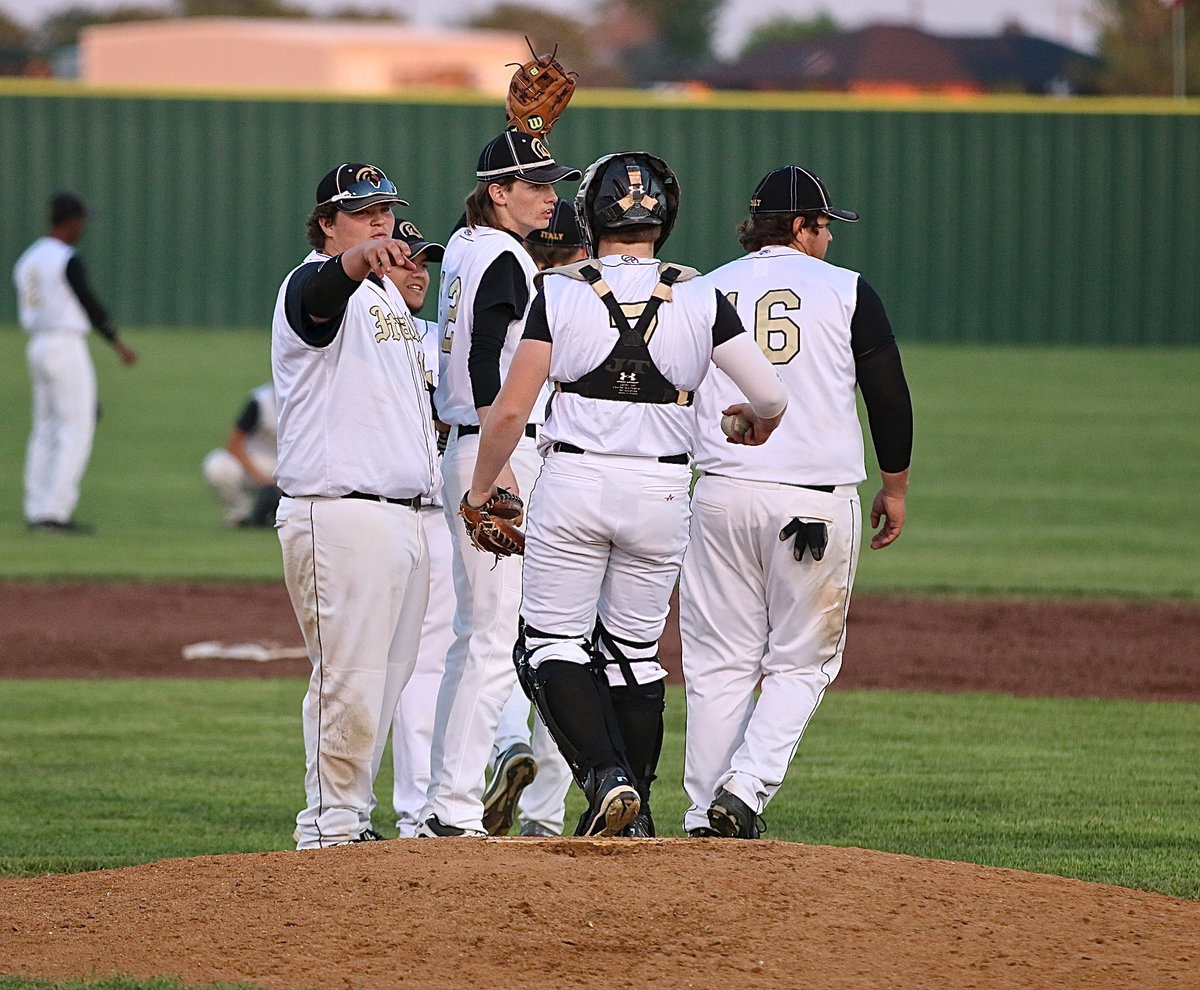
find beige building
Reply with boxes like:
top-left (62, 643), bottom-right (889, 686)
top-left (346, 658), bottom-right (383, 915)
top-left (80, 18), bottom-right (528, 96)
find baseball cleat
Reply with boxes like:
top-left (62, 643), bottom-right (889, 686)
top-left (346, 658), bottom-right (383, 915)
top-left (578, 766), bottom-right (640, 837)
top-left (620, 807), bottom-right (655, 838)
top-left (416, 815), bottom-right (486, 838)
top-left (482, 742), bottom-right (538, 836)
top-left (519, 820), bottom-right (559, 837)
top-left (707, 787), bottom-right (765, 839)
top-left (687, 826), bottom-right (720, 838)
top-left (352, 828), bottom-right (386, 842)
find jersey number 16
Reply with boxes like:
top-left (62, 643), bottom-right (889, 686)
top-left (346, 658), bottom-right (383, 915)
top-left (724, 288), bottom-right (802, 365)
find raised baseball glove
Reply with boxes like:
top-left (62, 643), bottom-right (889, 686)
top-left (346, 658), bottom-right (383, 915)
top-left (505, 39), bottom-right (577, 138)
top-left (459, 488), bottom-right (525, 558)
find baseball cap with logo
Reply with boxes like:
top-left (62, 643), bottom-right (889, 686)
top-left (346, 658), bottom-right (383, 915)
top-left (524, 199), bottom-right (584, 247)
top-left (749, 166), bottom-right (859, 221)
top-left (392, 217), bottom-right (445, 262)
top-left (316, 163), bottom-right (408, 212)
top-left (50, 191), bottom-right (89, 224)
top-left (475, 131), bottom-right (582, 185)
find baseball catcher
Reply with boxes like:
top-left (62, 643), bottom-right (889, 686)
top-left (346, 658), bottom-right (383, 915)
top-left (459, 487), bottom-right (525, 557)
top-left (505, 38), bottom-right (577, 138)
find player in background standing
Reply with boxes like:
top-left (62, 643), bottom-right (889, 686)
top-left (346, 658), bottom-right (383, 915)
top-left (418, 132), bottom-right (581, 839)
top-left (464, 152), bottom-right (788, 837)
top-left (14, 191), bottom-right (137, 534)
top-left (680, 165), bottom-right (913, 839)
top-left (272, 163), bottom-right (437, 849)
top-left (486, 198), bottom-right (586, 837)
top-left (201, 383), bottom-right (280, 528)
top-left (380, 217), bottom-right (455, 837)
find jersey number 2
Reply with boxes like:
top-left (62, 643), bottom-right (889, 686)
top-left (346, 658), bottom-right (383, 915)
top-left (725, 289), bottom-right (802, 365)
top-left (441, 276), bottom-right (462, 354)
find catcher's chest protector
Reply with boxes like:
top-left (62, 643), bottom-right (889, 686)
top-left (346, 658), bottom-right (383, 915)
top-left (554, 262), bottom-right (696, 407)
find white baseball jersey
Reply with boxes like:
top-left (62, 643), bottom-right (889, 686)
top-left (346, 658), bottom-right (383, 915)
top-left (536, 256), bottom-right (723, 458)
top-left (271, 250), bottom-right (437, 499)
top-left (13, 237), bottom-right (91, 336)
top-left (696, 246), bottom-right (865, 485)
top-left (243, 382), bottom-right (278, 467)
top-left (433, 226), bottom-right (548, 426)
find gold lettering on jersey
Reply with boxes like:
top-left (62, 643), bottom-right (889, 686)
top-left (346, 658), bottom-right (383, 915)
top-left (442, 276), bottom-right (462, 353)
top-left (369, 304), bottom-right (419, 343)
top-left (753, 289), bottom-right (802, 365)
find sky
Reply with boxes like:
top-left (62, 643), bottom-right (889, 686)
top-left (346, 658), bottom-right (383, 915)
top-left (2, 0), bottom-right (1103, 55)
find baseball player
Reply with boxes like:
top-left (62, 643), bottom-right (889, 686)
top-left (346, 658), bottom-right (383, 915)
top-left (201, 383), bottom-right (280, 528)
top-left (484, 198), bottom-right (587, 838)
top-left (465, 152), bottom-right (788, 837)
top-left (418, 131), bottom-right (581, 838)
top-left (14, 191), bottom-right (137, 534)
top-left (377, 217), bottom-right (455, 837)
top-left (680, 165), bottom-right (913, 839)
top-left (272, 163), bottom-right (437, 849)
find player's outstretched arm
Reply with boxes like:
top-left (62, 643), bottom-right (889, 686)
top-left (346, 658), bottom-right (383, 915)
top-left (340, 237), bottom-right (416, 281)
top-left (469, 338), bottom-right (552, 504)
top-left (870, 468), bottom-right (908, 549)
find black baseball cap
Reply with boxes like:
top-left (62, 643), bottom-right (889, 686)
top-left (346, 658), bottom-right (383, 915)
top-left (392, 217), bottom-right (445, 262)
top-left (475, 131), bottom-right (582, 185)
top-left (525, 199), bottom-right (584, 247)
top-left (316, 163), bottom-right (408, 212)
top-left (50, 191), bottom-right (88, 224)
top-left (749, 166), bottom-right (859, 221)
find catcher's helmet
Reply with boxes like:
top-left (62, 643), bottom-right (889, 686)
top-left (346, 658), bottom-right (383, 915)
top-left (575, 152), bottom-right (680, 257)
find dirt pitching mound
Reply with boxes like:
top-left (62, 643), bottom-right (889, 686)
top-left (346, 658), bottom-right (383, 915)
top-left (2, 839), bottom-right (1197, 990)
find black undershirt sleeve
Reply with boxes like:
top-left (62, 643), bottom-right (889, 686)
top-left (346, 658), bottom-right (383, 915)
top-left (469, 253), bottom-right (529, 408)
top-left (852, 278), bottom-right (913, 474)
top-left (64, 255), bottom-right (116, 340)
top-left (285, 255), bottom-right (369, 348)
top-left (521, 290), bottom-right (551, 342)
top-left (234, 398), bottom-right (261, 434)
top-left (710, 290), bottom-right (746, 347)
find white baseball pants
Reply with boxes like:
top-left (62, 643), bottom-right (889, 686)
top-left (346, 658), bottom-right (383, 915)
top-left (494, 683), bottom-right (574, 833)
top-left (279, 495), bottom-right (429, 849)
top-left (23, 332), bottom-right (96, 524)
top-left (680, 474), bottom-right (860, 832)
top-left (421, 431), bottom-right (543, 833)
top-left (519, 450), bottom-right (691, 684)
top-left (202, 448), bottom-right (276, 527)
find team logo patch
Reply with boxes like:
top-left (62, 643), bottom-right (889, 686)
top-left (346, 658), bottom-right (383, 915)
top-left (355, 166), bottom-right (383, 187)
top-left (398, 220), bottom-right (421, 238)
top-left (531, 138), bottom-right (550, 161)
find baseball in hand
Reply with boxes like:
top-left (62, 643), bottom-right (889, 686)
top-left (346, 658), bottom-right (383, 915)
top-left (720, 413), bottom-right (752, 439)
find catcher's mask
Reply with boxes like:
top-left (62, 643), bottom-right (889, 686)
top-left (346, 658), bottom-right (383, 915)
top-left (575, 152), bottom-right (680, 257)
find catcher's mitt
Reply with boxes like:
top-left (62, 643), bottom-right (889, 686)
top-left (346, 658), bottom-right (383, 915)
top-left (505, 38), bottom-right (577, 138)
top-left (459, 488), bottom-right (525, 558)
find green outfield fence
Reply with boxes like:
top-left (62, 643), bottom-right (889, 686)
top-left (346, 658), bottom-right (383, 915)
top-left (1, 81), bottom-right (1197, 343)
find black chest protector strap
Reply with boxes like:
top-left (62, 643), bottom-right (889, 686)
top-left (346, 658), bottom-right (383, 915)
top-left (555, 262), bottom-right (694, 407)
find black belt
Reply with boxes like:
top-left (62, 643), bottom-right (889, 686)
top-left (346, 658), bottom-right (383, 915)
top-left (701, 471), bottom-right (834, 493)
top-left (456, 423), bottom-right (538, 438)
top-left (341, 491), bottom-right (422, 507)
top-left (552, 441), bottom-right (689, 466)
top-left (281, 491), bottom-right (422, 507)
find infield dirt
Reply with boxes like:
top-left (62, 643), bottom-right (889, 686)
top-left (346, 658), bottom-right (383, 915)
top-left (1, 583), bottom-right (1197, 990)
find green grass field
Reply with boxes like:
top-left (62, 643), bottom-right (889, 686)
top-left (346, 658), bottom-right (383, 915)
top-left (0, 330), bottom-right (1196, 930)
top-left (0, 328), bottom-right (1197, 595)
top-left (1, 679), bottom-right (1196, 900)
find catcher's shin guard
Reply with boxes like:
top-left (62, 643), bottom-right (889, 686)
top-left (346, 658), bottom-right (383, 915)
top-left (608, 678), bottom-right (665, 805)
top-left (526, 659), bottom-right (631, 789)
